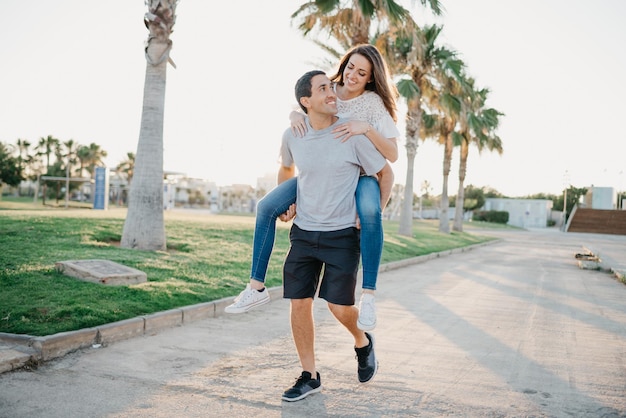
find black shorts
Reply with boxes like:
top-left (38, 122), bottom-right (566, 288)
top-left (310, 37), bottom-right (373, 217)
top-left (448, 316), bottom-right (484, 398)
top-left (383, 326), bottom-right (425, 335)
top-left (283, 224), bottom-right (360, 305)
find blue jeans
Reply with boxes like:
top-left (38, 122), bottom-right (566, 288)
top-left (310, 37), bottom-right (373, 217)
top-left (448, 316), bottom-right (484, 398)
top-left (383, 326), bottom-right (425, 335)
top-left (250, 175), bottom-right (382, 291)
top-left (355, 175), bottom-right (383, 290)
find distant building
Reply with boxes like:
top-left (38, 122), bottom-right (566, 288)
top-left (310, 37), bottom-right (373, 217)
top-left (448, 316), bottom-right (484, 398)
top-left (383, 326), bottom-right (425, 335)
top-left (582, 186), bottom-right (617, 210)
top-left (256, 172), bottom-right (277, 198)
top-left (176, 177), bottom-right (217, 207)
top-left (220, 183), bottom-right (255, 213)
top-left (107, 169), bottom-right (281, 214)
top-left (483, 198), bottom-right (553, 228)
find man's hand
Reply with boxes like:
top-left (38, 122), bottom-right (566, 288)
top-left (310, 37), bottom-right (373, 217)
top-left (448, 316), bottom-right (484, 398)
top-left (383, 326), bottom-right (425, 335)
top-left (278, 203), bottom-right (297, 222)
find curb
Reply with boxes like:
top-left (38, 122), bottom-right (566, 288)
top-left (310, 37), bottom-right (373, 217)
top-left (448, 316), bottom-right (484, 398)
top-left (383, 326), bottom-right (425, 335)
top-left (0, 240), bottom-right (498, 375)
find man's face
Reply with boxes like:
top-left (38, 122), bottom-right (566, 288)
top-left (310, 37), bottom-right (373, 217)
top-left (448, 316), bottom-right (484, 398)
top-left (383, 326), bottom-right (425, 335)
top-left (305, 74), bottom-right (338, 116)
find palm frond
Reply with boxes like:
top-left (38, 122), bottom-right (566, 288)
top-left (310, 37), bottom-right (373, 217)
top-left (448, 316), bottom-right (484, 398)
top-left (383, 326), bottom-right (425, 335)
top-left (397, 78), bottom-right (420, 100)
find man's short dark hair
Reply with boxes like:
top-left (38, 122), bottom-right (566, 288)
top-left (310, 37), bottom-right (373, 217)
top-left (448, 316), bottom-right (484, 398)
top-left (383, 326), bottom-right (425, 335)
top-left (295, 70), bottom-right (326, 114)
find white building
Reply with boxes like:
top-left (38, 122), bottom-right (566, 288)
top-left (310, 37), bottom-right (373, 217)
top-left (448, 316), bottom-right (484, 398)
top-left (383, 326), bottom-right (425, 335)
top-left (582, 186), bottom-right (617, 210)
top-left (255, 172), bottom-right (277, 198)
top-left (483, 198), bottom-right (553, 228)
top-left (163, 174), bottom-right (218, 210)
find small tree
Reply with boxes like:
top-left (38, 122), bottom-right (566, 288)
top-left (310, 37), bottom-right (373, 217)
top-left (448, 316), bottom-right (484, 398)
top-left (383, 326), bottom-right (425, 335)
top-left (0, 142), bottom-right (25, 198)
top-left (463, 185), bottom-right (486, 212)
top-left (553, 186), bottom-right (587, 221)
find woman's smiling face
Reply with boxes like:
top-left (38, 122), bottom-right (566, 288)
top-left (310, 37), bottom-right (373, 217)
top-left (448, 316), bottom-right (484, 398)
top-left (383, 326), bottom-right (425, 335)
top-left (341, 53), bottom-right (372, 96)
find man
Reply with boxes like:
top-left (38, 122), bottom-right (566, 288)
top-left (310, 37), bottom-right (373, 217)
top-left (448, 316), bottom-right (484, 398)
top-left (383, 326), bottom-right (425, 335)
top-left (279, 70), bottom-right (393, 402)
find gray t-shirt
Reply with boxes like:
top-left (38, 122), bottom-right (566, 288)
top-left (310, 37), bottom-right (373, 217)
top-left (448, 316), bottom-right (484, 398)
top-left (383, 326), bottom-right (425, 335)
top-left (280, 116), bottom-right (386, 231)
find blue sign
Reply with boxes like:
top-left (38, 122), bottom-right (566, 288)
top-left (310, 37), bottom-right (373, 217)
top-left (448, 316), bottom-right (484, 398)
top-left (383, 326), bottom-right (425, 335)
top-left (93, 167), bottom-right (109, 210)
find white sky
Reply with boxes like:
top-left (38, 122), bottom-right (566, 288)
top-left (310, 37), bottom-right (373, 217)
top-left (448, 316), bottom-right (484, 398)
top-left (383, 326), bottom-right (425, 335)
top-left (1, 0), bottom-right (625, 197)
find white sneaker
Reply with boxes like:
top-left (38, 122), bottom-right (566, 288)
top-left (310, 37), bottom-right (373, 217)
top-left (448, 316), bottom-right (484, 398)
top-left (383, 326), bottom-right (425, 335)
top-left (357, 293), bottom-right (377, 331)
top-left (224, 284), bottom-right (270, 314)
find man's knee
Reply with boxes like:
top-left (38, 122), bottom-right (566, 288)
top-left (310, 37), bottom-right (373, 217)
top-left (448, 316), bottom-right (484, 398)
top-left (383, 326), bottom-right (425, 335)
top-left (327, 302), bottom-right (352, 318)
top-left (291, 298), bottom-right (313, 312)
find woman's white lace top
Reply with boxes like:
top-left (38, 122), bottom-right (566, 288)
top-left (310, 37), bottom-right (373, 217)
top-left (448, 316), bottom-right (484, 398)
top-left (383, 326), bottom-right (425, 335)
top-left (337, 90), bottom-right (400, 139)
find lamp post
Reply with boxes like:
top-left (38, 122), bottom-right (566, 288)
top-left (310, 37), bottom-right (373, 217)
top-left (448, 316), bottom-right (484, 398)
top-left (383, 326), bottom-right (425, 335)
top-left (562, 170), bottom-right (570, 231)
top-left (65, 158), bottom-right (70, 208)
top-left (64, 150), bottom-right (75, 209)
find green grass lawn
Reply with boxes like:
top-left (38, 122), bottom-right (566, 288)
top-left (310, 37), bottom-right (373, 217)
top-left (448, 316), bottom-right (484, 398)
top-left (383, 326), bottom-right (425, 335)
top-left (0, 196), bottom-right (499, 336)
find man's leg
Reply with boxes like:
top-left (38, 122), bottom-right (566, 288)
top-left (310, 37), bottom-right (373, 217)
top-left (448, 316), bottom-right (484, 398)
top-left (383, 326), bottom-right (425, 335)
top-left (317, 227), bottom-right (367, 347)
top-left (317, 227), bottom-right (378, 383)
top-left (327, 302), bottom-right (378, 383)
top-left (290, 297), bottom-right (316, 375)
top-left (282, 297), bottom-right (322, 402)
top-left (281, 225), bottom-right (323, 401)
top-left (327, 303), bottom-right (368, 349)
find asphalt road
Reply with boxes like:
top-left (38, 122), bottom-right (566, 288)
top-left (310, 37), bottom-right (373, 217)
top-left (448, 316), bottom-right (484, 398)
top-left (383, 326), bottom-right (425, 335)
top-left (1, 227), bottom-right (625, 417)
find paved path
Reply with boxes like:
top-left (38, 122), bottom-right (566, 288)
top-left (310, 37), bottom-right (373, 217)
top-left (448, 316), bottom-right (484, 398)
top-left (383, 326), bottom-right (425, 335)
top-left (1, 228), bottom-right (625, 417)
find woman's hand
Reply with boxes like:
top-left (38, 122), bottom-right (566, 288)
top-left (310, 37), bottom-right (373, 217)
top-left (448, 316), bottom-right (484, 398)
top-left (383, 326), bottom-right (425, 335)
top-left (278, 203), bottom-right (297, 222)
top-left (332, 120), bottom-right (370, 142)
top-left (290, 111), bottom-right (307, 137)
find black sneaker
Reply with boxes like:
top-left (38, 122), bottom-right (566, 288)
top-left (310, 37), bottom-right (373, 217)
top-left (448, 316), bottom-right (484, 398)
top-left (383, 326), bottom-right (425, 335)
top-left (355, 332), bottom-right (378, 383)
top-left (282, 371), bottom-right (322, 402)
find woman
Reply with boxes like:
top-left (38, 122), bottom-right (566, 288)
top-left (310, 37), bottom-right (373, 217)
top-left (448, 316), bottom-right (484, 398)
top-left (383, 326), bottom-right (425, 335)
top-left (226, 44), bottom-right (400, 331)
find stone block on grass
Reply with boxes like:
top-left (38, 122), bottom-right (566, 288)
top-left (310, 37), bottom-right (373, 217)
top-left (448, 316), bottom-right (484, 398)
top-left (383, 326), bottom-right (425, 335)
top-left (55, 259), bottom-right (147, 285)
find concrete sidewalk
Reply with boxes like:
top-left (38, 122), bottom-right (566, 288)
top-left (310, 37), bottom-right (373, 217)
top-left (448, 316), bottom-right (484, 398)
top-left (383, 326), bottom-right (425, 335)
top-left (0, 240), bottom-right (494, 376)
top-left (1, 228), bottom-right (626, 417)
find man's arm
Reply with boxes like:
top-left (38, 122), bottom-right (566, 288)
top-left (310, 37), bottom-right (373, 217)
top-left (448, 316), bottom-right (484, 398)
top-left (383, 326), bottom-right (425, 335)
top-left (376, 162), bottom-right (394, 211)
top-left (277, 164), bottom-right (296, 222)
top-left (278, 164), bottom-right (295, 184)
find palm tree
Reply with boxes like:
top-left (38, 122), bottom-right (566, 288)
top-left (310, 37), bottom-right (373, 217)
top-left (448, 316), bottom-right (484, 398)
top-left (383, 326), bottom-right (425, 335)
top-left (63, 140), bottom-right (78, 174)
top-left (35, 135), bottom-right (59, 172)
top-left (82, 142), bottom-right (108, 178)
top-left (76, 145), bottom-right (91, 178)
top-left (74, 142), bottom-right (107, 203)
top-left (15, 139), bottom-right (31, 196)
top-left (291, 0), bottom-right (431, 47)
top-left (62, 139), bottom-right (79, 206)
top-left (35, 135), bottom-right (59, 201)
top-left (116, 152), bottom-right (136, 186)
top-left (15, 138), bottom-right (31, 169)
top-left (382, 24), bottom-right (463, 235)
top-left (121, 0), bottom-right (179, 251)
top-left (16, 138), bottom-right (43, 197)
top-left (114, 152), bottom-right (135, 206)
top-left (452, 79), bottom-right (504, 232)
top-left (434, 76), bottom-right (463, 233)
top-left (418, 179), bottom-right (432, 218)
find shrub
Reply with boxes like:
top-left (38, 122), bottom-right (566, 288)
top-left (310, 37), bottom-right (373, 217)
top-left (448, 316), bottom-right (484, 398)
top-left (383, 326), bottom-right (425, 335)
top-left (472, 210), bottom-right (509, 224)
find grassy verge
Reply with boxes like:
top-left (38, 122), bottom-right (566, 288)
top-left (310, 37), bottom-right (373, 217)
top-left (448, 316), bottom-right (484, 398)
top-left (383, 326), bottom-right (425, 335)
top-left (0, 197), bottom-right (499, 336)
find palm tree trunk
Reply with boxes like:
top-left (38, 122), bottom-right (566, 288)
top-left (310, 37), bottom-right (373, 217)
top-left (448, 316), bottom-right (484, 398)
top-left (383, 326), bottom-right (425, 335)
top-left (398, 102), bottom-right (421, 236)
top-left (121, 0), bottom-right (177, 250)
top-left (453, 141), bottom-right (469, 231)
top-left (121, 41), bottom-right (168, 250)
top-left (439, 134), bottom-right (453, 233)
top-left (399, 143), bottom-right (417, 236)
